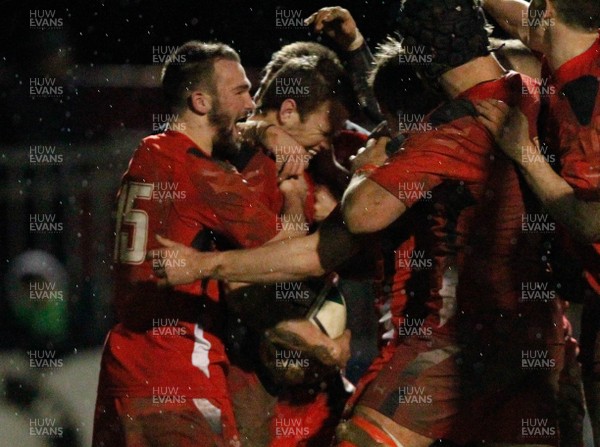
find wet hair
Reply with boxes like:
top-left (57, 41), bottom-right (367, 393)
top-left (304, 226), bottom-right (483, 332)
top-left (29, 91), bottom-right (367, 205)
top-left (550, 0), bottom-right (600, 31)
top-left (256, 55), bottom-right (355, 122)
top-left (396, 0), bottom-right (492, 80)
top-left (161, 41), bottom-right (240, 111)
top-left (255, 41), bottom-right (344, 103)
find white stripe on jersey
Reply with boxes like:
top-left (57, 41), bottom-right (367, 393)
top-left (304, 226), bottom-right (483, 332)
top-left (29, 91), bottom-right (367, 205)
top-left (192, 324), bottom-right (211, 378)
top-left (192, 398), bottom-right (222, 434)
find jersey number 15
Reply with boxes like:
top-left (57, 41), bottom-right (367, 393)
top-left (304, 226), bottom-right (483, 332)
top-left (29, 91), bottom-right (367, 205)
top-left (113, 182), bottom-right (153, 264)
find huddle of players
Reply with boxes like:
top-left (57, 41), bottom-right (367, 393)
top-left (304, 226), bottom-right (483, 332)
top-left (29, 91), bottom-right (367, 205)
top-left (93, 0), bottom-right (600, 446)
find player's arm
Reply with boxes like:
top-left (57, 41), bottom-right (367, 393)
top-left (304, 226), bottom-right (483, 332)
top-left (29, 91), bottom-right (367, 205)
top-left (190, 154), bottom-right (309, 247)
top-left (149, 206), bottom-right (363, 285)
top-left (237, 120), bottom-right (310, 180)
top-left (482, 0), bottom-right (545, 53)
top-left (519, 156), bottom-right (600, 242)
top-left (342, 136), bottom-right (407, 233)
top-left (476, 99), bottom-right (600, 243)
top-left (276, 176), bottom-right (309, 240)
top-left (305, 6), bottom-right (384, 124)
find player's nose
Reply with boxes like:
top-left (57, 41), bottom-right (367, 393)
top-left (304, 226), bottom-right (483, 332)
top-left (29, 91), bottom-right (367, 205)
top-left (244, 93), bottom-right (256, 113)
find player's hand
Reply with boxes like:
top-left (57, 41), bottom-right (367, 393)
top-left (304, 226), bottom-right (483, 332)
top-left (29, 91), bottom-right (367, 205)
top-left (264, 125), bottom-right (312, 181)
top-left (350, 136), bottom-right (390, 173)
top-left (266, 319), bottom-right (352, 369)
top-left (305, 6), bottom-right (364, 51)
top-left (331, 329), bottom-right (352, 368)
top-left (146, 235), bottom-right (211, 286)
top-left (237, 121), bottom-right (310, 181)
top-left (475, 99), bottom-right (537, 164)
top-left (475, 99), bottom-right (510, 138)
top-left (279, 175), bottom-right (309, 203)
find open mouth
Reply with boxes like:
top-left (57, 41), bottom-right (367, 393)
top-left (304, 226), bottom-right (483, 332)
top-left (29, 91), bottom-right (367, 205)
top-left (307, 149), bottom-right (318, 157)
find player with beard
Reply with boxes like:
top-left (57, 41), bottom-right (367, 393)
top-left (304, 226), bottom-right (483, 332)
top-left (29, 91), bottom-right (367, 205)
top-left (145, 35), bottom-right (446, 445)
top-left (142, 12), bottom-right (567, 444)
top-left (92, 41), bottom-right (308, 447)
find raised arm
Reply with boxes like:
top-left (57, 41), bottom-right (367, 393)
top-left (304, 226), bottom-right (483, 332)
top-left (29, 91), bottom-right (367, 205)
top-left (482, 0), bottom-right (546, 52)
top-left (305, 6), bottom-right (384, 124)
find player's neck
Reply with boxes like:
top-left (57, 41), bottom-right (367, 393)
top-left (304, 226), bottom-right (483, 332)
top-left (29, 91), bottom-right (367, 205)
top-left (170, 114), bottom-right (215, 156)
top-left (439, 55), bottom-right (507, 99)
top-left (546, 24), bottom-right (597, 71)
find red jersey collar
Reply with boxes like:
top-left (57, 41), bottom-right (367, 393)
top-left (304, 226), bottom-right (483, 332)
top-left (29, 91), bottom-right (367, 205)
top-left (163, 129), bottom-right (211, 158)
top-left (551, 31), bottom-right (600, 90)
top-left (457, 70), bottom-right (521, 106)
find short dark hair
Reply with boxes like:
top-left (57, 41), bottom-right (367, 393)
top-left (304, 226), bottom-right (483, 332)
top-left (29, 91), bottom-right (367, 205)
top-left (257, 55), bottom-right (356, 121)
top-left (161, 41), bottom-right (240, 111)
top-left (551, 0), bottom-right (600, 31)
top-left (370, 37), bottom-right (442, 115)
top-left (256, 41), bottom-right (343, 102)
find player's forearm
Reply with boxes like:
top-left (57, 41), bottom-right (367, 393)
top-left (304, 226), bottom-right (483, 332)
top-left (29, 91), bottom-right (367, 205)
top-left (206, 233), bottom-right (326, 283)
top-left (342, 172), bottom-right (405, 234)
top-left (277, 195), bottom-right (308, 239)
top-left (519, 157), bottom-right (600, 243)
top-left (343, 42), bottom-right (384, 124)
top-left (482, 0), bottom-right (530, 43)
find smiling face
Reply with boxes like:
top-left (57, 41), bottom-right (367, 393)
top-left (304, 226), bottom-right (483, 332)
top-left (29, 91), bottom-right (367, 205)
top-left (209, 59), bottom-right (255, 158)
top-left (210, 59), bottom-right (255, 132)
top-left (281, 100), bottom-right (347, 155)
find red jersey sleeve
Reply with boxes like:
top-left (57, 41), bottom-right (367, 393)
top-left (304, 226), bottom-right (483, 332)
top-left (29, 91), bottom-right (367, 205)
top-left (187, 153), bottom-right (279, 248)
top-left (240, 150), bottom-right (284, 215)
top-left (368, 123), bottom-right (491, 208)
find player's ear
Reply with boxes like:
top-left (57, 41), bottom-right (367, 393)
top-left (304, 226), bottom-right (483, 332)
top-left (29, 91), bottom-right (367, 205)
top-left (188, 90), bottom-right (211, 115)
top-left (528, 0), bottom-right (549, 22)
top-left (278, 98), bottom-right (300, 126)
top-left (542, 0), bottom-right (555, 20)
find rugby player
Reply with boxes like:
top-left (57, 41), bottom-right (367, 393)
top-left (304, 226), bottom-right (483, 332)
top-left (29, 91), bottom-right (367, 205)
top-left (92, 41), bottom-right (308, 447)
top-left (479, 0), bottom-right (600, 444)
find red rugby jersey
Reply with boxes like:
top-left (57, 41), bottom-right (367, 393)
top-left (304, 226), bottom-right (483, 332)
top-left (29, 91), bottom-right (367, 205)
top-left (368, 72), bottom-right (561, 341)
top-left (98, 130), bottom-right (278, 398)
top-left (236, 145), bottom-right (316, 222)
top-left (543, 32), bottom-right (600, 293)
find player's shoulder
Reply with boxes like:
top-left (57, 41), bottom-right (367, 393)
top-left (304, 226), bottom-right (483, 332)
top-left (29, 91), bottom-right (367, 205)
top-left (427, 99), bottom-right (477, 128)
top-left (134, 131), bottom-right (181, 160)
top-left (126, 131), bottom-right (201, 179)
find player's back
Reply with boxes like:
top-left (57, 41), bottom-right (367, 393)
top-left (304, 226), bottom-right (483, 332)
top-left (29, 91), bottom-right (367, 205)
top-left (373, 72), bottom-right (561, 341)
top-left (543, 35), bottom-right (600, 293)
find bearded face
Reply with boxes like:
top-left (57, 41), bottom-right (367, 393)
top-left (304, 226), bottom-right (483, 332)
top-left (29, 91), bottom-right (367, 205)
top-left (208, 96), bottom-right (242, 162)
